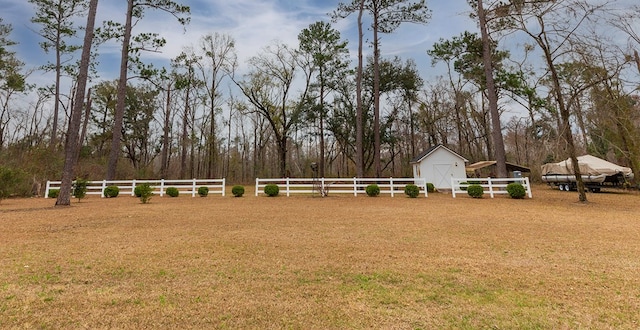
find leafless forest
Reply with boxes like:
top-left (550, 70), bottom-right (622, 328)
top-left (1, 0), bottom-right (639, 197)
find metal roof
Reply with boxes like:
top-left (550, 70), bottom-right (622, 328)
top-left (466, 160), bottom-right (531, 173)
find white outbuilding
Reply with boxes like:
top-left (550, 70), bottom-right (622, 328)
top-left (410, 144), bottom-right (468, 190)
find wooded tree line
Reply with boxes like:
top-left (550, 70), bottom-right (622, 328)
top-left (1, 0), bottom-right (639, 201)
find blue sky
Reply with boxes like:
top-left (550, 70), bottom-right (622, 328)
top-left (1, 0), bottom-right (475, 86)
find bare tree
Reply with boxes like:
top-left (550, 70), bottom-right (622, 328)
top-left (236, 43), bottom-right (311, 177)
top-left (195, 33), bottom-right (237, 179)
top-left (508, 0), bottom-right (610, 202)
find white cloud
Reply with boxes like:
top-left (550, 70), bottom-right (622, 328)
top-left (3, 0), bottom-right (476, 85)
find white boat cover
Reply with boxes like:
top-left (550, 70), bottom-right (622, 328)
top-left (541, 155), bottom-right (634, 177)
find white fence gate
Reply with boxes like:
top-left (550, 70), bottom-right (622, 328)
top-left (451, 177), bottom-right (532, 198)
top-left (45, 178), bottom-right (226, 198)
top-left (255, 177), bottom-right (428, 197)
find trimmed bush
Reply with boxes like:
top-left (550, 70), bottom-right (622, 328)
top-left (72, 178), bottom-right (88, 202)
top-left (467, 184), bottom-right (484, 198)
top-left (197, 186), bottom-right (209, 197)
top-left (264, 184), bottom-right (279, 197)
top-left (166, 187), bottom-right (179, 197)
top-left (404, 184), bottom-right (420, 198)
top-left (365, 184), bottom-right (380, 197)
top-left (506, 182), bottom-right (526, 199)
top-left (232, 185), bottom-right (245, 197)
top-left (136, 183), bottom-right (153, 203)
top-left (48, 189), bottom-right (60, 198)
top-left (459, 181), bottom-right (469, 191)
top-left (134, 184), bottom-right (145, 197)
top-left (104, 185), bottom-right (120, 198)
top-left (426, 182), bottom-right (435, 193)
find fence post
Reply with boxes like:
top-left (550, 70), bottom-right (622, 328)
top-left (131, 179), bottom-right (136, 196)
top-left (390, 177), bottom-right (394, 197)
top-left (422, 179), bottom-right (428, 197)
top-left (451, 178), bottom-right (457, 198)
top-left (488, 177), bottom-right (494, 198)
top-left (222, 178), bottom-right (226, 197)
top-left (353, 177), bottom-right (357, 196)
top-left (44, 181), bottom-right (51, 198)
top-left (286, 177), bottom-right (290, 197)
top-left (255, 178), bottom-right (258, 196)
top-left (101, 180), bottom-right (107, 198)
top-left (525, 177), bottom-right (532, 198)
top-left (159, 179), bottom-right (164, 197)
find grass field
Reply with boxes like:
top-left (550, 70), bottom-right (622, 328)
top-left (1, 185), bottom-right (639, 329)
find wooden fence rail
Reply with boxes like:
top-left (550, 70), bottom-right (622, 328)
top-left (451, 177), bottom-right (532, 198)
top-left (255, 177), bottom-right (428, 197)
top-left (45, 178), bottom-right (226, 198)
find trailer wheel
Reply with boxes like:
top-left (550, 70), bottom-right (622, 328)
top-left (591, 187), bottom-right (601, 193)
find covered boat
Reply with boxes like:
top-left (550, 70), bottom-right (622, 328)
top-left (541, 155), bottom-right (634, 191)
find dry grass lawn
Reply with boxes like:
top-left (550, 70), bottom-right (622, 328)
top-left (1, 185), bottom-right (639, 329)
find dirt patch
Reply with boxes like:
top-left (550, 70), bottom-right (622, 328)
top-left (1, 185), bottom-right (639, 328)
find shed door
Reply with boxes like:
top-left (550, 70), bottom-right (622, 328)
top-left (433, 163), bottom-right (454, 189)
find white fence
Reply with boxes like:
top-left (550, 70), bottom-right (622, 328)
top-left (255, 177), bottom-right (428, 197)
top-left (451, 177), bottom-right (532, 198)
top-left (45, 178), bottom-right (226, 198)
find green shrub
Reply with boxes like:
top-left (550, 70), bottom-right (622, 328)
top-left (366, 184), bottom-right (380, 197)
top-left (166, 187), bottom-right (179, 197)
top-left (104, 185), bottom-right (120, 198)
top-left (0, 166), bottom-right (30, 200)
top-left (506, 182), bottom-right (526, 199)
top-left (72, 178), bottom-right (89, 202)
top-left (136, 183), bottom-right (153, 203)
top-left (197, 186), bottom-right (209, 197)
top-left (232, 185), bottom-right (245, 197)
top-left (426, 182), bottom-right (435, 193)
top-left (134, 184), bottom-right (144, 197)
top-left (48, 189), bottom-right (60, 198)
top-left (467, 184), bottom-right (484, 198)
top-left (404, 184), bottom-right (420, 198)
top-left (459, 181), bottom-right (469, 191)
top-left (264, 184), bottom-right (279, 197)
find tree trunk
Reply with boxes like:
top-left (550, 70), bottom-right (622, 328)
top-left (51, 28), bottom-right (62, 149)
top-left (106, 0), bottom-right (133, 181)
top-left (355, 0), bottom-right (364, 178)
top-left (161, 83), bottom-right (171, 178)
top-left (372, 10), bottom-right (381, 177)
top-left (56, 0), bottom-right (97, 206)
top-left (478, 0), bottom-right (507, 178)
top-left (78, 89), bottom-right (92, 154)
top-left (408, 97), bottom-right (415, 157)
top-left (207, 97), bottom-right (216, 178)
top-left (180, 86), bottom-right (190, 179)
top-left (319, 68), bottom-right (326, 178)
top-left (279, 136), bottom-right (287, 178)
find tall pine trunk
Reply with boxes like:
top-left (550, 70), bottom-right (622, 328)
top-left (478, 0), bottom-right (507, 178)
top-left (106, 0), bottom-right (133, 180)
top-left (56, 0), bottom-right (97, 206)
